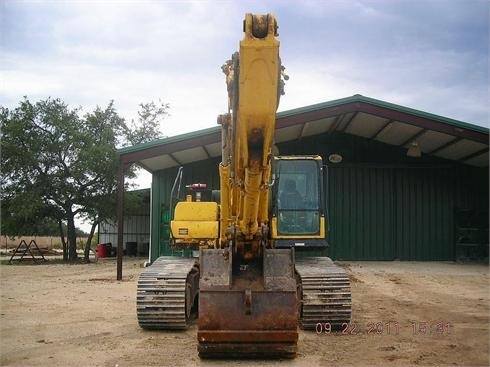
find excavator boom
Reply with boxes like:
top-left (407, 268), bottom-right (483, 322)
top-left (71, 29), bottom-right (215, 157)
top-left (219, 13), bottom-right (282, 253)
top-left (198, 13), bottom-right (299, 358)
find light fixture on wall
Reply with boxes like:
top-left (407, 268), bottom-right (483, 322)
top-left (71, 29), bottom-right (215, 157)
top-left (328, 153), bottom-right (343, 163)
top-left (406, 141), bottom-right (422, 158)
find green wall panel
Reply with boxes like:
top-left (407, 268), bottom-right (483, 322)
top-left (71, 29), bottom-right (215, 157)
top-left (395, 168), bottom-right (454, 260)
top-left (327, 166), bottom-right (395, 260)
top-left (149, 132), bottom-right (489, 262)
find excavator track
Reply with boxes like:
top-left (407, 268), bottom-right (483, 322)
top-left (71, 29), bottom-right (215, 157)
top-left (295, 257), bottom-right (352, 330)
top-left (137, 256), bottom-right (199, 330)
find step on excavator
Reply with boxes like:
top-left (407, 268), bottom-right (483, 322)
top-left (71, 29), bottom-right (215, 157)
top-left (136, 13), bottom-right (352, 358)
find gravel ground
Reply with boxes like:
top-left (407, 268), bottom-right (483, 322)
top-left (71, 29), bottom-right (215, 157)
top-left (0, 258), bottom-right (488, 366)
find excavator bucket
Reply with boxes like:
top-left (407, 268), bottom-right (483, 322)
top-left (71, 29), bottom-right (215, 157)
top-left (197, 248), bottom-right (298, 358)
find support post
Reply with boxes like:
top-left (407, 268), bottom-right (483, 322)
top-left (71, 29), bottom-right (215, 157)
top-left (116, 162), bottom-right (126, 280)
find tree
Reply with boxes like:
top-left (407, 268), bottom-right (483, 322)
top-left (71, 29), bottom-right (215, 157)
top-left (79, 100), bottom-right (168, 262)
top-left (123, 100), bottom-right (169, 145)
top-left (1, 97), bottom-right (166, 262)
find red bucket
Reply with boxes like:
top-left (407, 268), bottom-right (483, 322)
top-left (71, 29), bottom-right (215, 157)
top-left (97, 244), bottom-right (108, 258)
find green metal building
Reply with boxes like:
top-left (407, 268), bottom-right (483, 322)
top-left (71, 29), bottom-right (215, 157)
top-left (117, 95), bottom-right (489, 262)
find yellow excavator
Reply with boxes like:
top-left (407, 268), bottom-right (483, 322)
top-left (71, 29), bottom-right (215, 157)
top-left (137, 13), bottom-right (351, 358)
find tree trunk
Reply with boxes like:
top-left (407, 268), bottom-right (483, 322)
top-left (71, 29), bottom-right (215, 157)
top-left (67, 212), bottom-right (78, 262)
top-left (58, 219), bottom-right (68, 262)
top-left (84, 220), bottom-right (99, 263)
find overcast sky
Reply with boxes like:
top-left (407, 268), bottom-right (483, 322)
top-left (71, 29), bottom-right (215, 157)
top-left (1, 0), bottom-right (489, 206)
top-left (2, 0), bottom-right (488, 126)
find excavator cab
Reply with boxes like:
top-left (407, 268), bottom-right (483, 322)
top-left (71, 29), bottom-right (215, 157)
top-left (272, 156), bottom-right (327, 247)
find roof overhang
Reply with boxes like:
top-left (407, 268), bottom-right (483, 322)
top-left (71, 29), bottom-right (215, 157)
top-left (118, 94), bottom-right (489, 171)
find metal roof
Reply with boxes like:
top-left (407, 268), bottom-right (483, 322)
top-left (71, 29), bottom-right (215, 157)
top-left (118, 94), bottom-right (489, 171)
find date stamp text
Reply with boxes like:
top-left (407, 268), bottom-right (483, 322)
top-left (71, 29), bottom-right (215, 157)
top-left (315, 321), bottom-right (452, 336)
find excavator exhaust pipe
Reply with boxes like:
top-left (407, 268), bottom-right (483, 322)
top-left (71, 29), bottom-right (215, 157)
top-left (197, 248), bottom-right (298, 358)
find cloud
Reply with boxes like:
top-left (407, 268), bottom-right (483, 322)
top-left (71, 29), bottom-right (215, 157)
top-left (281, 45), bottom-right (488, 126)
top-left (1, 1), bottom-right (239, 133)
top-left (275, 0), bottom-right (489, 126)
top-left (1, 0), bottom-right (488, 135)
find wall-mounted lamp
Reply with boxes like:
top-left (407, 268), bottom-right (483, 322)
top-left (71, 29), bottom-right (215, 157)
top-left (328, 153), bottom-right (343, 163)
top-left (407, 141), bottom-right (422, 158)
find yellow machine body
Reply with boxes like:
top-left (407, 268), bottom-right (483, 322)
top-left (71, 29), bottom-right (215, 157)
top-left (167, 13), bottom-right (328, 359)
top-left (171, 201), bottom-right (219, 246)
top-left (138, 13), bottom-right (351, 360)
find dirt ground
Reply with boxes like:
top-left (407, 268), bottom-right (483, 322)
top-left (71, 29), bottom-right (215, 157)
top-left (0, 258), bottom-right (488, 367)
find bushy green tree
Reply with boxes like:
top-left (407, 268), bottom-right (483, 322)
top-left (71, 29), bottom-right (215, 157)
top-left (1, 98), bottom-right (166, 262)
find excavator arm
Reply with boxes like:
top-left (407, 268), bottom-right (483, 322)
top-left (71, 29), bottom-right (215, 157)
top-left (137, 13), bottom-right (351, 360)
top-left (219, 13), bottom-right (284, 258)
top-left (196, 14), bottom-right (298, 358)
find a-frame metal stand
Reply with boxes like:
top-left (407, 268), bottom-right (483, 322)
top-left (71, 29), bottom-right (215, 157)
top-left (8, 239), bottom-right (47, 264)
